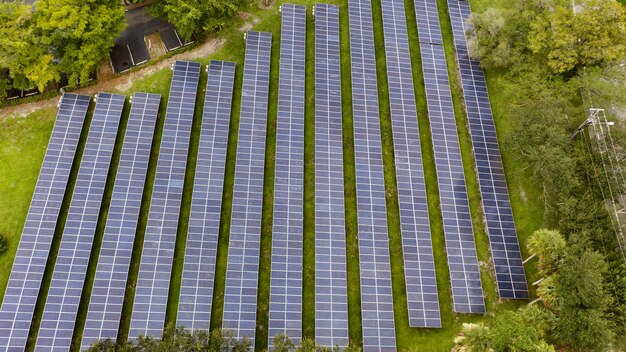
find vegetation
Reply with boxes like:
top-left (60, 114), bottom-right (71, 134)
top-left (0, 0), bottom-right (126, 93)
top-left (0, 234), bottom-right (8, 255)
top-left (83, 327), bottom-right (364, 352)
top-left (465, 0), bottom-right (626, 350)
top-left (148, 0), bottom-right (249, 41)
top-left (453, 229), bottom-right (623, 351)
top-left (85, 326), bottom-right (251, 351)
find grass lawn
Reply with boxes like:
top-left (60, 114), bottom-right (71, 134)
top-left (0, 0), bottom-right (547, 350)
top-left (0, 109), bottom-right (57, 299)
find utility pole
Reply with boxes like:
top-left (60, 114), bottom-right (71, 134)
top-left (573, 108), bottom-right (626, 260)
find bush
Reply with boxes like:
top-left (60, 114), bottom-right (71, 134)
top-left (0, 234), bottom-right (9, 255)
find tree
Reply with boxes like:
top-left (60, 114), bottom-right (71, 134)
top-left (528, 0), bottom-right (626, 73)
top-left (453, 323), bottom-right (492, 352)
top-left (526, 229), bottom-right (566, 275)
top-left (85, 327), bottom-right (251, 351)
top-left (536, 276), bottom-right (558, 310)
top-left (466, 6), bottom-right (533, 69)
top-left (489, 311), bottom-right (543, 351)
top-left (552, 235), bottom-right (615, 350)
top-left (148, 0), bottom-right (246, 42)
top-left (0, 1), bottom-right (58, 91)
top-left (35, 0), bottom-right (126, 84)
top-left (0, 234), bottom-right (8, 255)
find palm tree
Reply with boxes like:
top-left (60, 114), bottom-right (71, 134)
top-left (453, 323), bottom-right (493, 352)
top-left (526, 229), bottom-right (566, 276)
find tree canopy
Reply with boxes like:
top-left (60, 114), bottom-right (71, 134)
top-left (468, 0), bottom-right (626, 74)
top-left (148, 0), bottom-right (247, 41)
top-left (0, 0), bottom-right (125, 93)
top-left (35, 0), bottom-right (126, 84)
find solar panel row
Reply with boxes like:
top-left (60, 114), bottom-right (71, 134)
top-left (379, 0), bottom-right (441, 328)
top-left (313, 3), bottom-right (350, 348)
top-left (447, 0), bottom-right (528, 300)
top-left (268, 4), bottom-right (306, 349)
top-left (81, 92), bottom-right (161, 349)
top-left (35, 93), bottom-right (125, 352)
top-left (177, 60), bottom-right (236, 331)
top-left (420, 42), bottom-right (485, 314)
top-left (347, 0), bottom-right (397, 350)
top-left (0, 94), bottom-right (90, 352)
top-left (414, 0), bottom-right (485, 314)
top-left (414, 0), bottom-right (444, 45)
top-left (222, 31), bottom-right (272, 346)
top-left (129, 61), bottom-right (201, 340)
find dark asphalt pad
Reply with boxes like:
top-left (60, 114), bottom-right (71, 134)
top-left (160, 27), bottom-right (182, 52)
top-left (110, 44), bottom-right (133, 73)
top-left (128, 38), bottom-right (150, 65)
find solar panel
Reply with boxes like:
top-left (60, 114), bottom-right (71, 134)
top-left (313, 3), bottom-right (349, 348)
top-left (268, 4), bottom-right (306, 349)
top-left (448, 0), bottom-right (528, 300)
top-left (379, 0), bottom-right (441, 328)
top-left (81, 93), bottom-right (160, 349)
top-left (347, 0), bottom-right (397, 350)
top-left (222, 31), bottom-right (272, 346)
top-left (129, 61), bottom-right (201, 340)
top-left (414, 0), bottom-right (444, 45)
top-left (34, 93), bottom-right (124, 351)
top-left (419, 42), bottom-right (485, 314)
top-left (0, 94), bottom-right (90, 352)
top-left (177, 60), bottom-right (236, 331)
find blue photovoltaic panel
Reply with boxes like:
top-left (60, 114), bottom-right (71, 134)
top-left (177, 60), bottom-right (235, 331)
top-left (348, 0), bottom-right (396, 350)
top-left (268, 4), bottom-right (306, 349)
top-left (448, 0), bottom-right (528, 300)
top-left (129, 61), bottom-right (201, 340)
top-left (0, 94), bottom-right (90, 352)
top-left (414, 0), bottom-right (444, 45)
top-left (81, 92), bottom-right (160, 349)
top-left (415, 0), bottom-right (484, 314)
top-left (314, 3), bottom-right (349, 348)
top-left (35, 93), bottom-right (124, 352)
top-left (420, 42), bottom-right (485, 313)
top-left (222, 31), bottom-right (272, 346)
top-left (380, 0), bottom-right (441, 328)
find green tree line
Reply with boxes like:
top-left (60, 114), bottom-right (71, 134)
top-left (460, 0), bottom-right (626, 350)
top-left (85, 326), bottom-right (362, 352)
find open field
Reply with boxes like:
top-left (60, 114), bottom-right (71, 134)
top-left (0, 0), bottom-right (545, 350)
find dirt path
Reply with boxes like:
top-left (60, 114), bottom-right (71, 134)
top-left (0, 17), bottom-right (257, 119)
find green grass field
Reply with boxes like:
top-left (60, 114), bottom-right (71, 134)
top-left (0, 0), bottom-right (546, 350)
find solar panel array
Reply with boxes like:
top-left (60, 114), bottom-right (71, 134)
top-left (129, 61), bottom-right (201, 340)
top-left (268, 4), bottom-right (306, 349)
top-left (415, 0), bottom-right (485, 311)
top-left (448, 0), bottom-right (528, 300)
top-left (313, 3), bottom-right (349, 348)
top-left (379, 0), bottom-right (441, 328)
top-left (347, 0), bottom-right (396, 349)
top-left (222, 31), bottom-right (272, 345)
top-left (81, 93), bottom-right (160, 349)
top-left (35, 93), bottom-right (124, 351)
top-left (0, 94), bottom-right (90, 352)
top-left (177, 60), bottom-right (235, 331)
